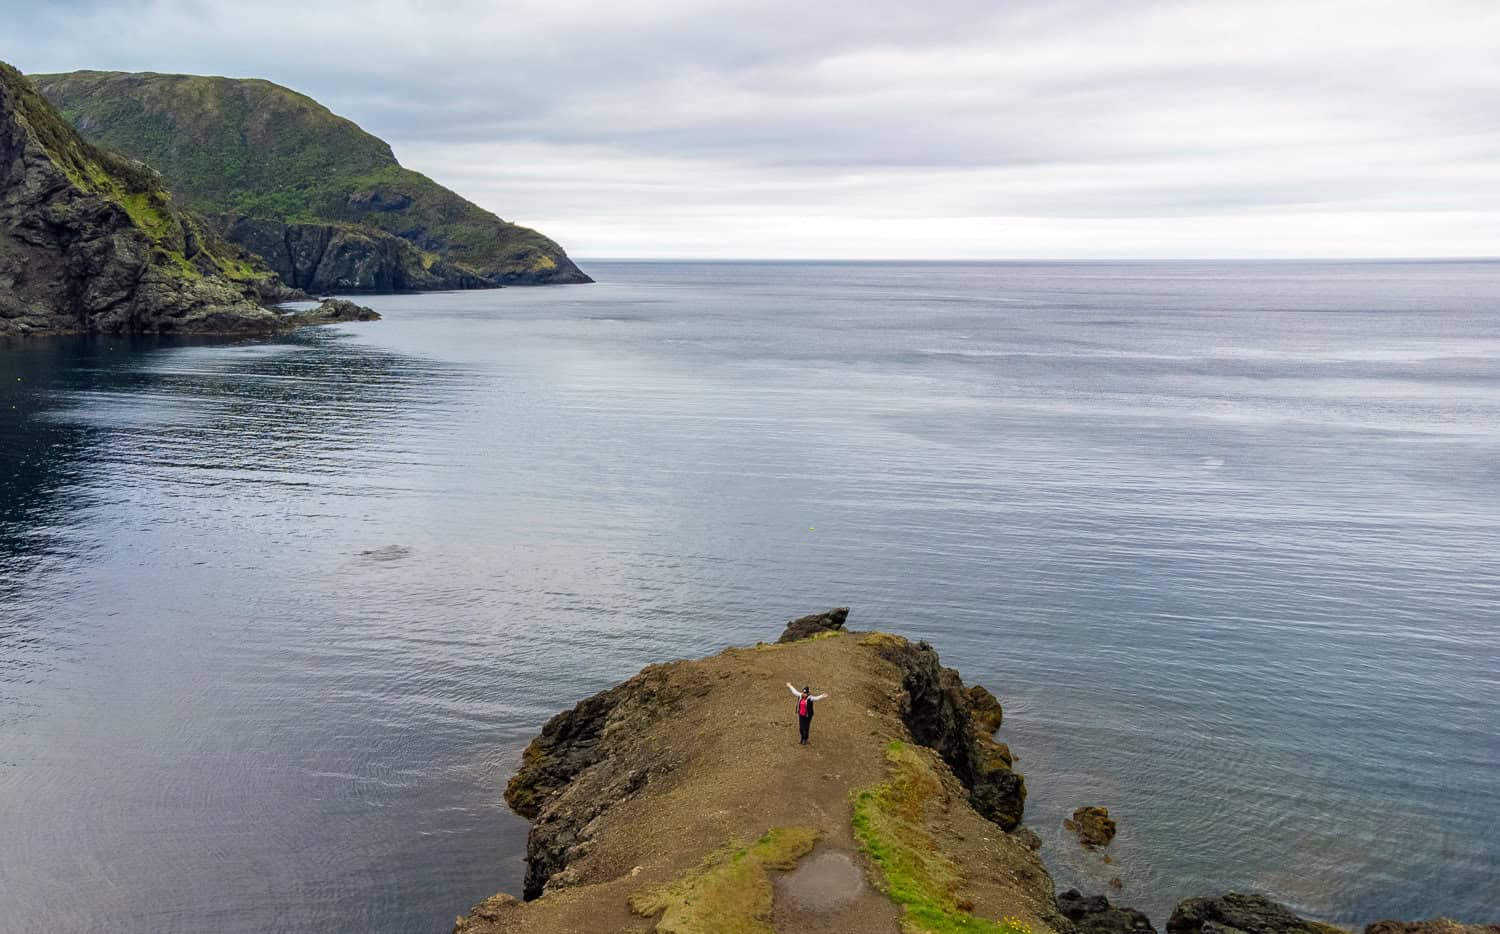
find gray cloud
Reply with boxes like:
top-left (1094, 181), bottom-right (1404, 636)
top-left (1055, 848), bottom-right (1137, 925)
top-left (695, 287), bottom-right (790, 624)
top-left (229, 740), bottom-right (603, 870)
top-left (7, 0), bottom-right (1498, 257)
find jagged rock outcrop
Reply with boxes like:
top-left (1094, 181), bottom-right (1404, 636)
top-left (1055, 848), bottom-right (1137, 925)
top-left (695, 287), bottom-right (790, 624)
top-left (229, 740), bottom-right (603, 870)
top-left (35, 70), bottom-right (591, 289)
top-left (869, 634), bottom-right (1028, 830)
top-left (776, 606), bottom-right (849, 642)
top-left (0, 61), bottom-right (299, 335)
top-left (1067, 805), bottom-right (1118, 847)
top-left (1168, 893), bottom-right (1346, 934)
top-left (503, 663), bottom-right (701, 899)
top-left (1059, 890), bottom-right (1158, 934)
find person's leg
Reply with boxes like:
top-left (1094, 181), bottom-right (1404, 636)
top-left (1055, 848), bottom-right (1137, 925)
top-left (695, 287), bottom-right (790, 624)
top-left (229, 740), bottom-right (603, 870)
top-left (799, 715), bottom-right (810, 744)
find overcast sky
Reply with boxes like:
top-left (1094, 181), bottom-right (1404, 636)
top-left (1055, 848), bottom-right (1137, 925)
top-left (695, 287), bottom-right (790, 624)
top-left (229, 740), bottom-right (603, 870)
top-left (10, 0), bottom-right (1500, 258)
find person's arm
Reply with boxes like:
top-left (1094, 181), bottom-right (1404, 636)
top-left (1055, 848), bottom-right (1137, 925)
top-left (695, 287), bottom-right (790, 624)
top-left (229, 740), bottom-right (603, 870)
top-left (786, 682), bottom-right (802, 697)
top-left (811, 693), bottom-right (828, 701)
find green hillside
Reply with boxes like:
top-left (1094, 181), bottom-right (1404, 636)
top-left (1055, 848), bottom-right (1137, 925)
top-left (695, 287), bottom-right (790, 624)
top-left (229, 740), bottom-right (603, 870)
top-left (1, 60), bottom-right (305, 334)
top-left (34, 70), bottom-right (588, 286)
top-left (3, 63), bottom-right (275, 289)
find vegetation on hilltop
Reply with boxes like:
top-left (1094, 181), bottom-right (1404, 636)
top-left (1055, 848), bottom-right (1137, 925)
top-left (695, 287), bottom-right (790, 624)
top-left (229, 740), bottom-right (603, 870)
top-left (1, 62), bottom-right (274, 288)
top-left (33, 70), bottom-right (588, 284)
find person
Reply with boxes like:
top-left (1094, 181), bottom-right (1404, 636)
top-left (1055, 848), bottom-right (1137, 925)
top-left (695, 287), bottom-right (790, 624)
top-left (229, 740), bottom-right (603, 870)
top-left (786, 682), bottom-right (829, 745)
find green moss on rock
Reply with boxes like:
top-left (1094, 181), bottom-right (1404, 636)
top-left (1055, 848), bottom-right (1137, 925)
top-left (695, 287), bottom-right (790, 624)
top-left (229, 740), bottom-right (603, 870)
top-left (1, 60), bottom-right (307, 335)
top-left (853, 743), bottom-right (1035, 934)
top-left (627, 827), bottom-right (821, 934)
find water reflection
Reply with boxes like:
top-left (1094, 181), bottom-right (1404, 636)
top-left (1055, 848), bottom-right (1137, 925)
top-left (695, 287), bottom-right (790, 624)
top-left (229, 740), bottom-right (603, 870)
top-left (2, 263), bottom-right (1498, 934)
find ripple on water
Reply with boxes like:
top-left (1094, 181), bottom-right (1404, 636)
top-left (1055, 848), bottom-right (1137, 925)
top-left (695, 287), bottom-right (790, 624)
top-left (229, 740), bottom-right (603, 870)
top-left (1, 263), bottom-right (1498, 933)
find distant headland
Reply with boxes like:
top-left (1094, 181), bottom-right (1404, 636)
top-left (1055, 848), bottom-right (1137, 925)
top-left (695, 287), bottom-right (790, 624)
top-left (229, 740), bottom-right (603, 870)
top-left (1, 60), bottom-right (586, 337)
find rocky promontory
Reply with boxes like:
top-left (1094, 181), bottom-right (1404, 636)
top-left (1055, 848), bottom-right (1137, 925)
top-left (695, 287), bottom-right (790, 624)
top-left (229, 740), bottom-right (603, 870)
top-left (460, 610), bottom-right (1500, 934)
top-left (1, 60), bottom-right (375, 335)
top-left (464, 612), bottom-right (1046, 934)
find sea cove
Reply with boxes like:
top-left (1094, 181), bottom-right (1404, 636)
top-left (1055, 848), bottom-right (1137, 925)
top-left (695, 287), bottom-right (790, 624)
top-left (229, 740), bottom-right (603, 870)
top-left (2, 260), bottom-right (1498, 933)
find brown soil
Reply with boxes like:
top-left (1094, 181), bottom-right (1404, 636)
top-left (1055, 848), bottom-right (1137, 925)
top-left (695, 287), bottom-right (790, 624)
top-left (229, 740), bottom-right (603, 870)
top-left (454, 630), bottom-right (1061, 934)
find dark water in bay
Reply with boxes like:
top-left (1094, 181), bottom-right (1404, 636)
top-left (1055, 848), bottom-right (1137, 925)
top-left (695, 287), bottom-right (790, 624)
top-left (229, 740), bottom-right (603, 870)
top-left (1, 261), bottom-right (1497, 932)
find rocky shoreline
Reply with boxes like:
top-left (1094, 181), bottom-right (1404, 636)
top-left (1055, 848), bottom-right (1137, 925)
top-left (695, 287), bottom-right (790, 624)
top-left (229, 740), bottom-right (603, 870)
top-left (1, 60), bottom-right (384, 336)
top-left (459, 609), bottom-right (1499, 934)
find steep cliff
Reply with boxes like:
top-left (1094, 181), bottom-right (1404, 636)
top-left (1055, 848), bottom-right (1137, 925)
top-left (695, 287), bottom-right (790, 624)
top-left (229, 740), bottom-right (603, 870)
top-left (0, 61), bottom-right (295, 335)
top-left (33, 70), bottom-right (590, 290)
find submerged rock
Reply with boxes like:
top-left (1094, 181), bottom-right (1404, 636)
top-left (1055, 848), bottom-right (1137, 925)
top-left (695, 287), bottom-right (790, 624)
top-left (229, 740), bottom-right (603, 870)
top-left (777, 606), bottom-right (849, 643)
top-left (1066, 806), bottom-right (1118, 847)
top-left (286, 298), bottom-right (380, 325)
top-left (1059, 889), bottom-right (1157, 934)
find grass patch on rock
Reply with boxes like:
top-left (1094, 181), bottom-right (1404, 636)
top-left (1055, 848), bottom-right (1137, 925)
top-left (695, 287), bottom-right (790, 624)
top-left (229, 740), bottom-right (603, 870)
top-left (853, 742), bottom-right (1034, 934)
top-left (859, 632), bottom-right (906, 650)
top-left (628, 827), bottom-right (820, 934)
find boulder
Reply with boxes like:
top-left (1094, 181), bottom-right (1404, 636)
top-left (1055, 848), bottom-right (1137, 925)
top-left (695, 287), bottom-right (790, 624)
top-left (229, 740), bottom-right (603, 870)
top-left (1066, 806), bottom-right (1117, 847)
top-left (777, 607), bottom-right (849, 643)
top-left (1168, 893), bottom-right (1345, 934)
top-left (1059, 889), bottom-right (1157, 934)
top-left (968, 684), bottom-right (1004, 733)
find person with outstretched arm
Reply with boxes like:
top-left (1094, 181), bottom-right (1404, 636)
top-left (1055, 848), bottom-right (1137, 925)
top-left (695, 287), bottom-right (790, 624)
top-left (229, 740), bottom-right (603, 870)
top-left (787, 682), bottom-right (829, 745)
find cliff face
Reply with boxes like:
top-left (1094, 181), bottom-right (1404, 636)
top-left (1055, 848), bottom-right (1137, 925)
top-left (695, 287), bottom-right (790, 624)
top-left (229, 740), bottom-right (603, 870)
top-left (471, 613), bottom-right (1047, 934)
top-left (0, 62), bottom-right (295, 335)
top-left (33, 70), bottom-right (591, 290)
top-left (218, 216), bottom-right (493, 293)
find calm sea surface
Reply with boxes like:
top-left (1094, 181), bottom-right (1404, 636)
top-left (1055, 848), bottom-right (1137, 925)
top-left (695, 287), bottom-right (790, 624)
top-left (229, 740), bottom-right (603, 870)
top-left (1, 261), bottom-right (1497, 932)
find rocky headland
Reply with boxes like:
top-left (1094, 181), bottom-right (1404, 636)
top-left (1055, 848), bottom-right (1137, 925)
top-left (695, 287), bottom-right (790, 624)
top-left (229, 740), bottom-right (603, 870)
top-left (0, 61), bottom-right (377, 336)
top-left (459, 610), bottom-right (1500, 934)
top-left (33, 70), bottom-right (590, 290)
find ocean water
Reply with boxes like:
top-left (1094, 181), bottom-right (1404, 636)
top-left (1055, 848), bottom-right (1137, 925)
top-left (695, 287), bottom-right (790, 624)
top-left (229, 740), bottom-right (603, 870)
top-left (1, 260), bottom-right (1497, 933)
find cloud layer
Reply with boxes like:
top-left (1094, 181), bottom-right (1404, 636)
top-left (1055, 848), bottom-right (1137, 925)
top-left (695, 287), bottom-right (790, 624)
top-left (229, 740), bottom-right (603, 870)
top-left (10, 0), bottom-right (1499, 257)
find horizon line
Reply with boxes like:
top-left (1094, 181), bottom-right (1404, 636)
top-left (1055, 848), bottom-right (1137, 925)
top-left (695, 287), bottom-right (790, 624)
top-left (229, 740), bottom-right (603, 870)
top-left (572, 255), bottom-right (1500, 264)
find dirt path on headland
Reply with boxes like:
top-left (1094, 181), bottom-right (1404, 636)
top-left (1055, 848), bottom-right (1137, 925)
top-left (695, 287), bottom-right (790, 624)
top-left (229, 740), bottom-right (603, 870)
top-left (455, 628), bottom-right (1059, 934)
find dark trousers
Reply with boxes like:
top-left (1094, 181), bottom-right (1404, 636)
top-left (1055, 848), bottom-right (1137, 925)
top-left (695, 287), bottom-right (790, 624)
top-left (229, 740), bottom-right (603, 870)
top-left (798, 714), bottom-right (811, 743)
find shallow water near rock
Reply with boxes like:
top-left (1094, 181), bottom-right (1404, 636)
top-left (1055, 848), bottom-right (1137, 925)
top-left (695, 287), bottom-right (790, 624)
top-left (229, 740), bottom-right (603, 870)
top-left (1, 260), bottom-right (1497, 933)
